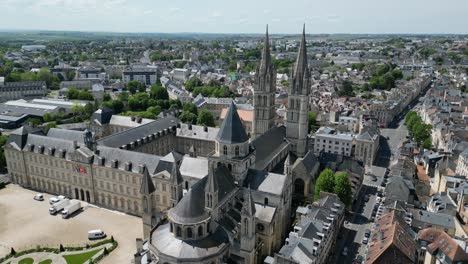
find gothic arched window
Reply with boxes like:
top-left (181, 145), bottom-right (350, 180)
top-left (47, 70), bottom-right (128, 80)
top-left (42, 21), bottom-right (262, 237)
top-left (176, 226), bottom-right (182, 237)
top-left (223, 145), bottom-right (228, 156)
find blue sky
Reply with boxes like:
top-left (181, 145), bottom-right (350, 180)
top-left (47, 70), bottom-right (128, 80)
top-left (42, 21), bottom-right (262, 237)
top-left (0, 0), bottom-right (467, 34)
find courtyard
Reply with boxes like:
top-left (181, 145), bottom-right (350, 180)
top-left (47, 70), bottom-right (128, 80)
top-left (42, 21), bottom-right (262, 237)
top-left (0, 184), bottom-right (142, 264)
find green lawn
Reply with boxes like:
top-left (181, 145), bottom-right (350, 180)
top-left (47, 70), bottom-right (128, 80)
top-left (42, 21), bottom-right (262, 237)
top-left (63, 248), bottom-right (102, 264)
top-left (38, 260), bottom-right (52, 264)
top-left (18, 258), bottom-right (34, 264)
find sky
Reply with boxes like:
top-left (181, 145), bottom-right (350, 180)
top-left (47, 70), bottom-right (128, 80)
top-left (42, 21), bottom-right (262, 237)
top-left (0, 0), bottom-right (467, 34)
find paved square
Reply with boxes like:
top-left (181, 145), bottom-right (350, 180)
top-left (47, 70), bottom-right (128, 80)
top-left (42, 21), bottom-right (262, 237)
top-left (0, 184), bottom-right (142, 264)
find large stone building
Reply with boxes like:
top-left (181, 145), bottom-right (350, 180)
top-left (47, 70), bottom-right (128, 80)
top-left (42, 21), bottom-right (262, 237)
top-left (6, 27), bottom-right (319, 264)
top-left (0, 80), bottom-right (47, 102)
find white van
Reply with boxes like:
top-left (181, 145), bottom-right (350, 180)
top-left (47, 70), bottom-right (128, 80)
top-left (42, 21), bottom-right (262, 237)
top-left (88, 230), bottom-right (106, 240)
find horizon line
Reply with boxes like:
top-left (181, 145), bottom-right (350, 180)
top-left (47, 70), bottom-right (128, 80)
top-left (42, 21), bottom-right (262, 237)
top-left (0, 28), bottom-right (467, 36)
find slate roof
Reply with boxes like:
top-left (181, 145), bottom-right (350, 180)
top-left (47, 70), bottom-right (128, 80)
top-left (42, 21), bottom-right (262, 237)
top-left (216, 102), bottom-right (248, 144)
top-left (251, 126), bottom-right (289, 170)
top-left (245, 169), bottom-right (287, 196)
top-left (47, 128), bottom-right (86, 144)
top-left (169, 164), bottom-right (237, 224)
top-left (140, 166), bottom-right (156, 194)
top-left (95, 145), bottom-right (161, 174)
top-left (91, 107), bottom-right (114, 125)
top-left (6, 125), bottom-right (43, 149)
top-left (97, 116), bottom-right (179, 148)
top-left (151, 223), bottom-right (229, 260)
top-left (23, 134), bottom-right (77, 158)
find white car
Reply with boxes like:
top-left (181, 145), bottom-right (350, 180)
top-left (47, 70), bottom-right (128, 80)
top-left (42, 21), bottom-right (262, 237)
top-left (49, 195), bottom-right (65, 204)
top-left (362, 237), bottom-right (369, 244)
top-left (34, 193), bottom-right (44, 201)
top-left (88, 229), bottom-right (106, 240)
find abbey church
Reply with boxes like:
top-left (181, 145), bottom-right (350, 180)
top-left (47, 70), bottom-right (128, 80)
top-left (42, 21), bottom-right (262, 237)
top-left (4, 26), bottom-right (320, 264)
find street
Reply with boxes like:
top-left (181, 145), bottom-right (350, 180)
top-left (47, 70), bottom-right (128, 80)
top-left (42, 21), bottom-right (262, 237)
top-left (332, 103), bottom-right (415, 263)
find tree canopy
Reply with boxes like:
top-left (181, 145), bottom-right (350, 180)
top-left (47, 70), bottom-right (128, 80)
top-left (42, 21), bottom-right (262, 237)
top-left (405, 111), bottom-right (432, 149)
top-left (197, 110), bottom-right (215, 127)
top-left (314, 169), bottom-right (353, 207)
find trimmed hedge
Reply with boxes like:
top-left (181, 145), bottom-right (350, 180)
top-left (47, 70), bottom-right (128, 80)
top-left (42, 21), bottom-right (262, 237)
top-left (0, 239), bottom-right (116, 263)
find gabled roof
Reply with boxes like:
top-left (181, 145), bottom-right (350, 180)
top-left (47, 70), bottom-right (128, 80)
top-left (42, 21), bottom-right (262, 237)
top-left (140, 166), bottom-right (156, 195)
top-left (216, 102), bottom-right (248, 144)
top-left (418, 228), bottom-right (468, 261)
top-left (169, 164), bottom-right (237, 224)
top-left (170, 162), bottom-right (184, 185)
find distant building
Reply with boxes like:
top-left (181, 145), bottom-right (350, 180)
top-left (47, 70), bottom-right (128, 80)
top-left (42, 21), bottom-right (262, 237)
top-left (0, 81), bottom-right (47, 102)
top-left (355, 124), bottom-right (380, 166)
top-left (314, 127), bottom-right (354, 157)
top-left (21, 45), bottom-right (46, 52)
top-left (417, 228), bottom-right (468, 264)
top-left (122, 66), bottom-right (160, 86)
top-left (456, 149), bottom-right (468, 177)
top-left (77, 68), bottom-right (106, 82)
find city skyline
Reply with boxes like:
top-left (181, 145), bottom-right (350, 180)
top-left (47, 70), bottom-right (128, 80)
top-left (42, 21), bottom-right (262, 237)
top-left (0, 0), bottom-right (467, 34)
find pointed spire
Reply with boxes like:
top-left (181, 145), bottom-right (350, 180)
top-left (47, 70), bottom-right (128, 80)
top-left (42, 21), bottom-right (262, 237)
top-left (259, 24), bottom-right (271, 71)
top-left (242, 187), bottom-right (256, 217)
top-left (293, 24), bottom-right (308, 79)
top-left (205, 167), bottom-right (219, 193)
top-left (140, 166), bottom-right (155, 194)
top-left (216, 102), bottom-right (249, 144)
top-left (170, 162), bottom-right (183, 185)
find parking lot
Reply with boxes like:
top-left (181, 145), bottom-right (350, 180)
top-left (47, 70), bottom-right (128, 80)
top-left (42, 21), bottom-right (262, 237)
top-left (0, 184), bottom-right (142, 264)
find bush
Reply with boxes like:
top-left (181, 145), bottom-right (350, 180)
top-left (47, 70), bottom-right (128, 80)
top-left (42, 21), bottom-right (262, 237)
top-left (0, 238), bottom-right (116, 263)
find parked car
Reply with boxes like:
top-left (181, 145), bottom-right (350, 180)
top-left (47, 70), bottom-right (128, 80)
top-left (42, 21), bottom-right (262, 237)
top-left (362, 237), bottom-right (369, 244)
top-left (88, 229), bottom-right (106, 240)
top-left (365, 229), bottom-right (371, 238)
top-left (34, 193), bottom-right (44, 201)
top-left (49, 195), bottom-right (65, 204)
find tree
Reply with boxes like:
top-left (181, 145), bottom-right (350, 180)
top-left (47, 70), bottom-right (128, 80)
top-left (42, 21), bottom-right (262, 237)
top-left (197, 110), bottom-right (215, 127)
top-left (26, 118), bottom-right (42, 126)
top-left (179, 111), bottom-right (197, 124)
top-left (150, 85), bottom-right (169, 100)
top-left (103, 93), bottom-right (112, 102)
top-left (333, 172), bottom-right (352, 207)
top-left (44, 122), bottom-right (58, 133)
top-left (185, 77), bottom-right (203, 92)
top-left (314, 169), bottom-right (335, 200)
top-left (183, 103), bottom-right (198, 115)
top-left (127, 81), bottom-right (144, 95)
top-left (147, 106), bottom-right (162, 117)
top-left (0, 135), bottom-right (8, 171)
top-left (338, 80), bottom-right (354, 97)
top-left (64, 69), bottom-right (75, 81)
top-left (308, 112), bottom-right (319, 133)
top-left (66, 88), bottom-right (80, 100)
